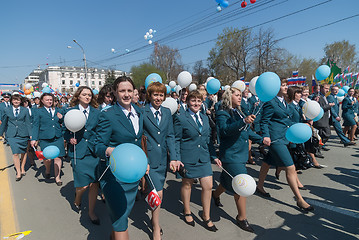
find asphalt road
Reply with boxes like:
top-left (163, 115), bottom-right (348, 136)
top-left (1, 132), bottom-right (358, 240)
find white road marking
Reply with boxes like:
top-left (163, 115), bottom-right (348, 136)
top-left (306, 199), bottom-right (359, 219)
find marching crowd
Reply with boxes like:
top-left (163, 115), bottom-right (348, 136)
top-left (0, 76), bottom-right (357, 240)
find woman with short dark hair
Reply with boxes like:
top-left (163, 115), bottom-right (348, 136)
top-left (31, 93), bottom-right (65, 186)
top-left (0, 95), bottom-right (31, 181)
top-left (173, 90), bottom-right (221, 232)
top-left (95, 76), bottom-right (149, 240)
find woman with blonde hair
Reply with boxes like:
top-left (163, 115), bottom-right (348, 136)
top-left (212, 87), bottom-right (265, 232)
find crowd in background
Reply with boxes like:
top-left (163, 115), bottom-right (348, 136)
top-left (0, 77), bottom-right (358, 240)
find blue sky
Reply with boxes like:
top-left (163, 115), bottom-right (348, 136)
top-left (1, 0), bottom-right (358, 84)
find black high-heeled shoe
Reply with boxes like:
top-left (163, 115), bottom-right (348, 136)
top-left (182, 211), bottom-right (195, 227)
top-left (236, 216), bottom-right (254, 233)
top-left (200, 215), bottom-right (218, 232)
top-left (297, 202), bottom-right (314, 213)
top-left (212, 191), bottom-right (223, 207)
top-left (255, 187), bottom-right (271, 198)
top-left (275, 167), bottom-right (280, 180)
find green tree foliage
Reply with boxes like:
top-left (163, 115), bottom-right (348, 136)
top-left (150, 44), bottom-right (183, 82)
top-left (192, 60), bottom-right (209, 84)
top-left (130, 63), bottom-right (166, 88)
top-left (208, 27), bottom-right (253, 84)
top-left (321, 40), bottom-right (357, 70)
top-left (105, 70), bottom-right (116, 86)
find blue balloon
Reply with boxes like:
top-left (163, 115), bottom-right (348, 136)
top-left (337, 89), bottom-right (345, 97)
top-left (145, 73), bottom-right (162, 89)
top-left (93, 89), bottom-right (99, 95)
top-left (312, 107), bottom-right (324, 122)
top-left (315, 65), bottom-right (331, 81)
top-left (285, 123), bottom-right (312, 144)
top-left (42, 87), bottom-right (51, 93)
top-left (215, 0), bottom-right (224, 4)
top-left (43, 145), bottom-right (60, 159)
top-left (342, 86), bottom-right (350, 93)
top-left (75, 82), bottom-right (80, 87)
top-left (206, 78), bottom-right (221, 94)
top-left (166, 85), bottom-right (171, 94)
top-left (109, 143), bottom-right (148, 183)
top-left (221, 0), bottom-right (229, 7)
top-left (255, 72), bottom-right (281, 102)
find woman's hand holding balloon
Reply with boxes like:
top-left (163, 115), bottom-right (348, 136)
top-left (214, 158), bottom-right (222, 167)
top-left (105, 147), bottom-right (115, 157)
top-left (69, 138), bottom-right (77, 145)
top-left (146, 164), bottom-right (150, 175)
top-left (244, 114), bottom-right (256, 124)
top-left (263, 137), bottom-right (271, 146)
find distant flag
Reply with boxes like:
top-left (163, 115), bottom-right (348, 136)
top-left (311, 75), bottom-right (317, 92)
top-left (344, 66), bottom-right (350, 74)
top-left (288, 78), bottom-right (297, 86)
top-left (297, 76), bottom-right (306, 85)
top-left (240, 76), bottom-right (245, 81)
top-left (245, 82), bottom-right (249, 87)
top-left (292, 70), bottom-right (299, 77)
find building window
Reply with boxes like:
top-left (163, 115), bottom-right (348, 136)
top-left (70, 80), bottom-right (73, 85)
top-left (92, 81), bottom-right (95, 85)
top-left (62, 80), bottom-right (65, 85)
top-left (99, 81), bottom-right (102, 86)
top-left (62, 73), bottom-right (65, 77)
top-left (69, 73), bottom-right (73, 78)
top-left (92, 73), bottom-right (95, 79)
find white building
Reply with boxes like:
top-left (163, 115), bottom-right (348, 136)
top-left (35, 66), bottom-right (126, 94)
top-left (24, 68), bottom-right (42, 86)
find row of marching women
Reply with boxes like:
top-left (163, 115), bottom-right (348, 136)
top-left (1, 76), bottom-right (357, 240)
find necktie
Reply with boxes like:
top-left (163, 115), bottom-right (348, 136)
top-left (15, 108), bottom-right (19, 117)
top-left (83, 109), bottom-right (87, 119)
top-left (127, 112), bottom-right (133, 126)
top-left (154, 111), bottom-right (160, 126)
top-left (281, 100), bottom-right (286, 108)
top-left (194, 114), bottom-right (202, 133)
top-left (49, 108), bottom-right (52, 117)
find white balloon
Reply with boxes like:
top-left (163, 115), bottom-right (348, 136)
top-left (189, 83), bottom-right (197, 92)
top-left (144, 35), bottom-right (148, 40)
top-left (177, 71), bottom-right (192, 88)
top-left (224, 85), bottom-right (230, 91)
top-left (26, 95), bottom-right (32, 99)
top-left (175, 85), bottom-right (182, 95)
top-left (337, 96), bottom-right (344, 103)
top-left (232, 174), bottom-right (256, 197)
top-left (149, 34), bottom-right (153, 39)
top-left (249, 76), bottom-right (259, 95)
top-left (111, 48), bottom-right (115, 53)
top-left (169, 81), bottom-right (176, 88)
top-left (146, 32), bottom-right (150, 36)
top-left (232, 80), bottom-right (246, 92)
top-left (248, 92), bottom-right (252, 98)
top-left (42, 83), bottom-right (48, 88)
top-left (161, 97), bottom-right (178, 115)
top-left (12, 92), bottom-right (20, 95)
top-left (149, 29), bottom-right (153, 34)
top-left (302, 100), bottom-right (321, 119)
top-left (206, 77), bottom-right (214, 83)
top-left (64, 109), bottom-right (87, 133)
top-left (148, 40), bottom-right (152, 45)
top-left (33, 91), bottom-right (41, 98)
top-left (25, 83), bottom-right (32, 89)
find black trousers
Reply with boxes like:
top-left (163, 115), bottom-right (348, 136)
top-left (316, 126), bottom-right (331, 144)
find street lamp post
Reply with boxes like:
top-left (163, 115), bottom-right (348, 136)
top-left (72, 39), bottom-right (90, 88)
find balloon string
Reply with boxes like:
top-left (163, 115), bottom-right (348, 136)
top-left (218, 165), bottom-right (233, 179)
top-left (146, 173), bottom-right (156, 191)
top-left (98, 165), bottom-right (110, 182)
top-left (32, 146), bottom-right (36, 152)
top-left (73, 132), bottom-right (76, 166)
top-left (253, 103), bottom-right (263, 116)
